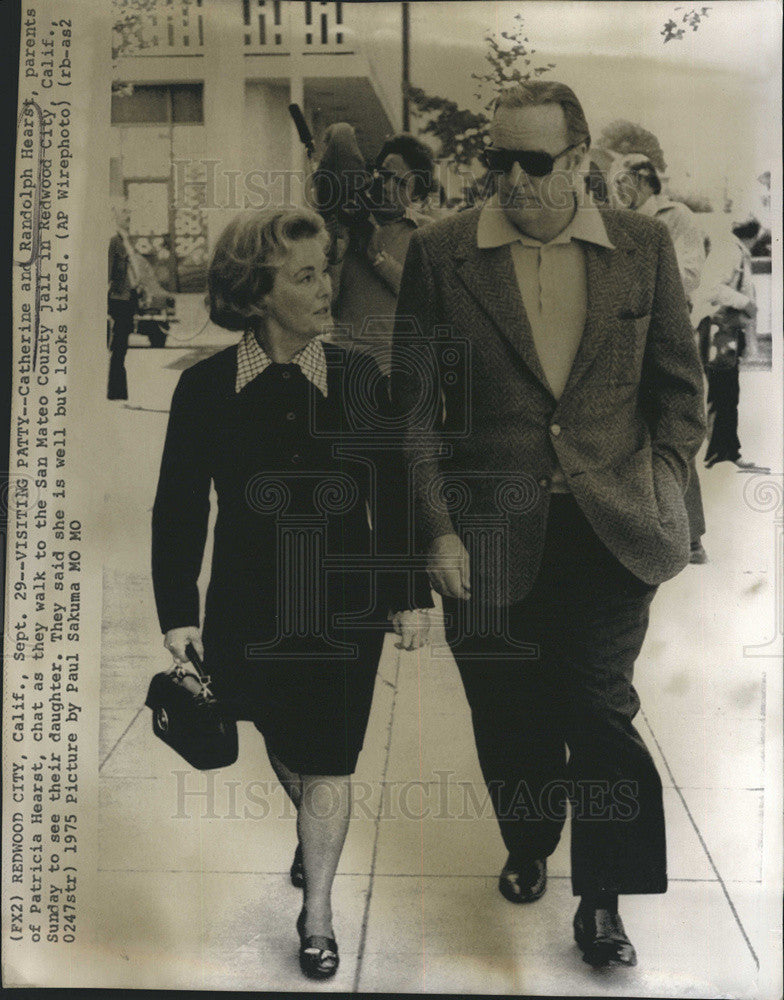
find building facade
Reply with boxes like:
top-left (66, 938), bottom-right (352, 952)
top-left (111, 0), bottom-right (402, 291)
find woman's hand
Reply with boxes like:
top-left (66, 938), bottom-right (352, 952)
top-left (427, 533), bottom-right (471, 600)
top-left (164, 626), bottom-right (203, 674)
top-left (390, 609), bottom-right (431, 651)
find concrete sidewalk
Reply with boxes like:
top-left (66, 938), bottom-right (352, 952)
top-left (94, 341), bottom-right (779, 994)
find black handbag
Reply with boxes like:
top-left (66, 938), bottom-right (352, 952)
top-left (145, 644), bottom-right (238, 770)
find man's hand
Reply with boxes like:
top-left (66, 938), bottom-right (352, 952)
top-left (164, 626), bottom-right (203, 676)
top-left (390, 609), bottom-right (431, 650)
top-left (427, 533), bottom-right (471, 600)
top-left (709, 283), bottom-right (748, 312)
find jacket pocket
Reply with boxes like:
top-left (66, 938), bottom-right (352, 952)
top-left (651, 451), bottom-right (687, 527)
top-left (617, 308), bottom-right (651, 321)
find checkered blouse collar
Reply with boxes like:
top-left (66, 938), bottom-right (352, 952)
top-left (235, 329), bottom-right (328, 398)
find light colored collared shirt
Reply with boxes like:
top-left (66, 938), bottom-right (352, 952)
top-left (235, 328), bottom-right (328, 398)
top-left (638, 192), bottom-right (706, 300)
top-left (477, 193), bottom-right (614, 491)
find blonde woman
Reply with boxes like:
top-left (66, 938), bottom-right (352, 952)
top-left (152, 207), bottom-right (430, 979)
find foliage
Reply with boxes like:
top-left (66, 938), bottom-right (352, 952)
top-left (470, 15), bottom-right (557, 110)
top-left (112, 0), bottom-right (168, 60)
top-left (661, 6), bottom-right (711, 42)
top-left (407, 13), bottom-right (556, 166)
top-left (111, 0), bottom-right (195, 93)
top-left (405, 87), bottom-right (488, 166)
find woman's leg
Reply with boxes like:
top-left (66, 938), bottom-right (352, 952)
top-left (107, 302), bottom-right (132, 400)
top-left (298, 773), bottom-right (351, 937)
top-left (267, 750), bottom-right (302, 810)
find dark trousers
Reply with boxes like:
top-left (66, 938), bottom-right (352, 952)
top-left (107, 297), bottom-right (135, 400)
top-left (698, 315), bottom-right (743, 464)
top-left (706, 363), bottom-right (741, 463)
top-left (443, 494), bottom-right (666, 896)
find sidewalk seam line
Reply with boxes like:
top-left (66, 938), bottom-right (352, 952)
top-left (640, 707), bottom-right (760, 970)
top-left (99, 705), bottom-right (144, 771)
top-left (351, 646), bottom-right (403, 992)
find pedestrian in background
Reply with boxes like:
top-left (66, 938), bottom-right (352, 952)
top-left (309, 122), bottom-right (369, 307)
top-left (610, 150), bottom-right (710, 563)
top-left (692, 220), bottom-right (760, 469)
top-left (107, 205), bottom-right (137, 401)
top-left (331, 133), bottom-right (435, 374)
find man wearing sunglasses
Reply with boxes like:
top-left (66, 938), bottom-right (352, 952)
top-left (391, 81), bottom-right (705, 968)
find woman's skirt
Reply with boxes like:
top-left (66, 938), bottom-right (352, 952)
top-left (203, 624), bottom-right (389, 776)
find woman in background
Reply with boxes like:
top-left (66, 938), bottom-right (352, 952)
top-left (107, 205), bottom-right (136, 400)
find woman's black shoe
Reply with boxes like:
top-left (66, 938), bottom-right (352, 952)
top-left (296, 909), bottom-right (339, 980)
top-left (290, 843), bottom-right (304, 888)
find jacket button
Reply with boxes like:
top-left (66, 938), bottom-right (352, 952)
top-left (286, 411), bottom-right (296, 421)
top-left (281, 370), bottom-right (291, 380)
top-left (550, 423), bottom-right (561, 436)
top-left (291, 453), bottom-right (301, 464)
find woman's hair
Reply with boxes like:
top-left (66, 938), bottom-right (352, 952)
top-left (208, 208), bottom-right (326, 331)
top-left (310, 122), bottom-right (372, 219)
top-left (375, 133), bottom-right (435, 201)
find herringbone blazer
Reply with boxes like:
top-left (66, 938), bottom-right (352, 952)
top-left (390, 205), bottom-right (707, 605)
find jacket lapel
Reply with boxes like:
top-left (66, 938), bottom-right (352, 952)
top-left (561, 226), bottom-right (639, 395)
top-left (456, 245), bottom-right (551, 393)
top-left (453, 208), bottom-right (641, 398)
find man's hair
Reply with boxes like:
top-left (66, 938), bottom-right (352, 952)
top-left (493, 81), bottom-right (591, 148)
top-left (732, 219), bottom-right (761, 242)
top-left (375, 133), bottom-right (435, 200)
top-left (208, 208), bottom-right (325, 331)
top-left (628, 159), bottom-right (662, 196)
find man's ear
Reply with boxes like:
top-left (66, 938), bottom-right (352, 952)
top-left (569, 142), bottom-right (589, 172)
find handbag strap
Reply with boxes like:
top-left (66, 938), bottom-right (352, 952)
top-left (173, 644), bottom-right (216, 700)
top-left (184, 642), bottom-right (207, 680)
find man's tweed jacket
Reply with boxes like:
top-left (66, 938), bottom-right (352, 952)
top-left (390, 205), bottom-right (707, 606)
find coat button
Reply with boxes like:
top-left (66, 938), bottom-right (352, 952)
top-left (291, 453), bottom-right (301, 464)
top-left (550, 423), bottom-right (561, 436)
top-left (538, 476), bottom-right (549, 489)
top-left (281, 369), bottom-right (291, 380)
top-left (286, 411), bottom-right (296, 421)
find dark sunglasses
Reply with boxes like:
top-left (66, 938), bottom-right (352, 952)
top-left (481, 141), bottom-right (583, 178)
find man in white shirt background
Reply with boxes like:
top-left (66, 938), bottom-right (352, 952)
top-left (609, 148), bottom-right (710, 563)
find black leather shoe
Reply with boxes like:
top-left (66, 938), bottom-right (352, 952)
top-left (573, 904), bottom-right (637, 967)
top-left (498, 855), bottom-right (547, 903)
top-left (296, 909), bottom-right (339, 980)
top-left (290, 843), bottom-right (304, 888)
